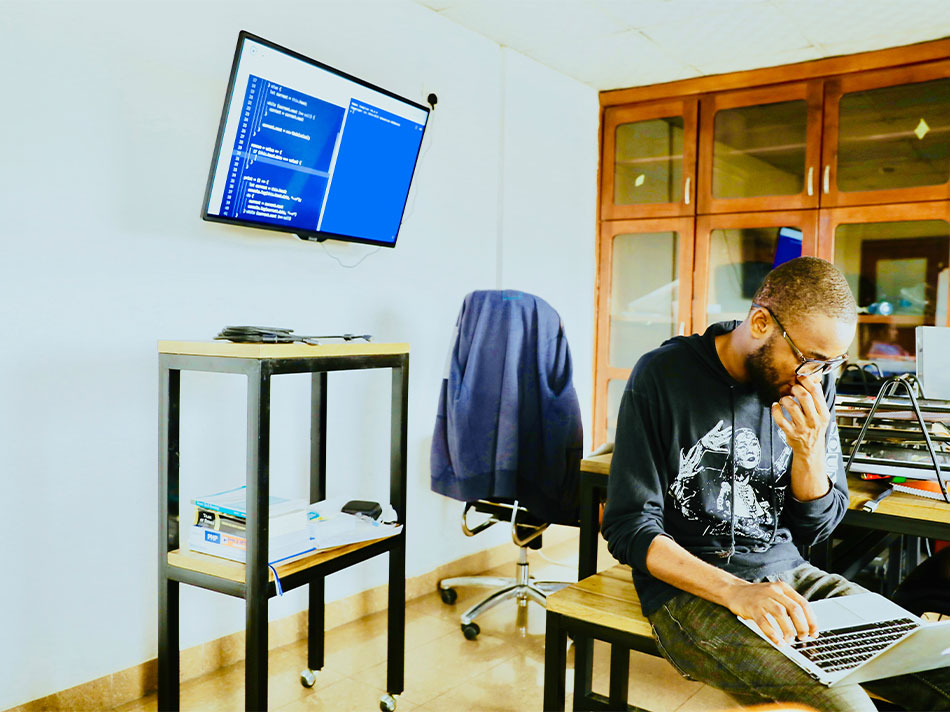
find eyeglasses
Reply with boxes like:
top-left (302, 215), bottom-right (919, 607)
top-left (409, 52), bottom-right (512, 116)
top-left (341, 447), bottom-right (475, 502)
top-left (751, 303), bottom-right (847, 377)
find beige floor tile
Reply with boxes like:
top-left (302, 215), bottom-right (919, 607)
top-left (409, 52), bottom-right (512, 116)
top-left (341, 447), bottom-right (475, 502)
top-left (352, 624), bottom-right (524, 706)
top-left (672, 683), bottom-right (740, 712)
top-left (322, 608), bottom-right (456, 677)
top-left (275, 677), bottom-right (417, 712)
top-left (421, 648), bottom-right (549, 712)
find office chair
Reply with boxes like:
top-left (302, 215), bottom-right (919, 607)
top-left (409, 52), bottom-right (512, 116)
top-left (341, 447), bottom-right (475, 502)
top-left (430, 290), bottom-right (583, 640)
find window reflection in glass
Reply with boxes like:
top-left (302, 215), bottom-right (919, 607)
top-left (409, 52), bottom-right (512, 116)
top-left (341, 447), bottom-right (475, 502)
top-left (833, 220), bottom-right (950, 363)
top-left (706, 226), bottom-right (802, 326)
top-left (838, 78), bottom-right (950, 192)
top-left (713, 100), bottom-right (808, 199)
top-left (610, 231), bottom-right (680, 369)
top-left (614, 117), bottom-right (685, 204)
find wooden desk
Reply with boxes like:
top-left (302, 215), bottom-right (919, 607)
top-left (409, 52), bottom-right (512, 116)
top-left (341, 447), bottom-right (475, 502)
top-left (579, 454), bottom-right (611, 580)
top-left (579, 452), bottom-right (950, 580)
top-left (158, 341), bottom-right (409, 712)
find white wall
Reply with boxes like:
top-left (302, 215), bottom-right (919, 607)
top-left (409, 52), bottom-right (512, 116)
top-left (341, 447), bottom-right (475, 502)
top-left (0, 1), bottom-right (597, 707)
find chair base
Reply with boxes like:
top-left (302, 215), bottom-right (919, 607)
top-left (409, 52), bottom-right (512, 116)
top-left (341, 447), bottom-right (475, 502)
top-left (439, 545), bottom-right (570, 631)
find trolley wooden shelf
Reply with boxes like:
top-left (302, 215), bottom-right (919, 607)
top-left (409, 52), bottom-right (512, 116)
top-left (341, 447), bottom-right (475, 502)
top-left (158, 340), bottom-right (409, 712)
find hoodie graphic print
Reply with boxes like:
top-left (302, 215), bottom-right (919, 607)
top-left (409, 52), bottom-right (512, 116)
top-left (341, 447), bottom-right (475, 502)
top-left (671, 420), bottom-right (792, 542)
top-left (600, 321), bottom-right (850, 616)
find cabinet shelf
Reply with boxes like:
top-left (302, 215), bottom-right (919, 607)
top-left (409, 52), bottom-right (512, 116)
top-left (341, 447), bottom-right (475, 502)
top-left (858, 314), bottom-right (927, 325)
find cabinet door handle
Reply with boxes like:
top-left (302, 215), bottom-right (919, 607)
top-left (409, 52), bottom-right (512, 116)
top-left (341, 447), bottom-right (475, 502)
top-left (807, 166), bottom-right (814, 196)
top-left (684, 177), bottom-right (691, 205)
top-left (679, 321), bottom-right (686, 336)
top-left (823, 165), bottom-right (831, 194)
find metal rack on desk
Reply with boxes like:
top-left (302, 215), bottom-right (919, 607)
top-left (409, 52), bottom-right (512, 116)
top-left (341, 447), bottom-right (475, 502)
top-left (157, 340), bottom-right (408, 712)
top-left (813, 377), bottom-right (950, 589)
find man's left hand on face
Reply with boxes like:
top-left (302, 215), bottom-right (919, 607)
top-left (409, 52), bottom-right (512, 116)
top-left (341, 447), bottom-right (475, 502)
top-left (771, 374), bottom-right (829, 458)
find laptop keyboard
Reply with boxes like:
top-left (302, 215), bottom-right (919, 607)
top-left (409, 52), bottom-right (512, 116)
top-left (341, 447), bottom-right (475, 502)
top-left (790, 618), bottom-right (920, 673)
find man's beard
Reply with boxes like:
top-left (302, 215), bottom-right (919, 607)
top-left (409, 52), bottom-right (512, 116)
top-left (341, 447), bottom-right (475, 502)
top-left (746, 334), bottom-right (784, 405)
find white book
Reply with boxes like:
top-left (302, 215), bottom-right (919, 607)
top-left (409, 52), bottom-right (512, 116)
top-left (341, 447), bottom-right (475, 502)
top-left (187, 524), bottom-right (315, 565)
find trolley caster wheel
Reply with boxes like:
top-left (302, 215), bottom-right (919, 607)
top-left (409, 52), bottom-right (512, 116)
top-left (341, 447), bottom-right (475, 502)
top-left (380, 693), bottom-right (397, 711)
top-left (461, 621), bottom-right (480, 640)
top-left (300, 668), bottom-right (317, 688)
top-left (440, 587), bottom-right (458, 605)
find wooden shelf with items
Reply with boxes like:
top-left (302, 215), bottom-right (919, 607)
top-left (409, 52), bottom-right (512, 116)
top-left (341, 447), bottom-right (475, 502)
top-left (858, 315), bottom-right (927, 326)
top-left (157, 340), bottom-right (409, 712)
top-left (166, 536), bottom-right (397, 586)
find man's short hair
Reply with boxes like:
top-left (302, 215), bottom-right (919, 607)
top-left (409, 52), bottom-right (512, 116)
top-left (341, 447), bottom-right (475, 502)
top-left (752, 256), bottom-right (857, 326)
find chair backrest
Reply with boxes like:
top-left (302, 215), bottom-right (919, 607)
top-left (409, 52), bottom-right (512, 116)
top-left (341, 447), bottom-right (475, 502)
top-left (430, 290), bottom-right (583, 524)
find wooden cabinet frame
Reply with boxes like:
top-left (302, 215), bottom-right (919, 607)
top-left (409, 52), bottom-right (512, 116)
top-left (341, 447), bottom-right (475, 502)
top-left (693, 211), bottom-right (819, 330)
top-left (601, 100), bottom-right (698, 221)
top-left (593, 217), bottom-right (694, 445)
top-left (697, 81), bottom-right (824, 214)
top-left (818, 202), bottom-right (950, 330)
top-left (821, 59), bottom-right (950, 208)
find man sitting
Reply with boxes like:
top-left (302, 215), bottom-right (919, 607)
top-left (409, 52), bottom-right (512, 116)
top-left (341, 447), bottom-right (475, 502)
top-left (602, 257), bottom-right (950, 711)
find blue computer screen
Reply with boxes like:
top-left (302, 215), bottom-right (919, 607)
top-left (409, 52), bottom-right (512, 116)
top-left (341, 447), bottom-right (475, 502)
top-left (204, 33), bottom-right (429, 247)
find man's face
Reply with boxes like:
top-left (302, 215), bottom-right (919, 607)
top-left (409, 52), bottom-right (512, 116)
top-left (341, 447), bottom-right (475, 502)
top-left (746, 312), bottom-right (856, 405)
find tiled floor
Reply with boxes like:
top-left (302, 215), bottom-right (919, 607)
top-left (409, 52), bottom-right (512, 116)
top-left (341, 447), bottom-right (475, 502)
top-left (116, 534), bottom-right (738, 711)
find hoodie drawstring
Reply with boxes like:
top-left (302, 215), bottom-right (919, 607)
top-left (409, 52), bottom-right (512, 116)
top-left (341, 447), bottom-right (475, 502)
top-left (725, 386), bottom-right (737, 563)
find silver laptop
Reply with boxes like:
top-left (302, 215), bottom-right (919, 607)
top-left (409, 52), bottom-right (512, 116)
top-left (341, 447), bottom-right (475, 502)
top-left (740, 592), bottom-right (950, 686)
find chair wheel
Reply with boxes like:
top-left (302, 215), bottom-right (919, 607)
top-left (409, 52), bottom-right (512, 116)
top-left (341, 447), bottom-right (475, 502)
top-left (461, 621), bottom-right (480, 640)
top-left (440, 587), bottom-right (458, 604)
top-left (380, 693), bottom-right (397, 711)
top-left (300, 668), bottom-right (317, 688)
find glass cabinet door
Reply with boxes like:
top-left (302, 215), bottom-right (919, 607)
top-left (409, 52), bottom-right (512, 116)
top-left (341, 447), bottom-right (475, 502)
top-left (821, 60), bottom-right (950, 207)
top-left (693, 212), bottom-right (818, 331)
top-left (602, 100), bottom-right (698, 220)
top-left (698, 82), bottom-right (823, 214)
top-left (822, 203), bottom-right (950, 369)
top-left (594, 218), bottom-right (694, 445)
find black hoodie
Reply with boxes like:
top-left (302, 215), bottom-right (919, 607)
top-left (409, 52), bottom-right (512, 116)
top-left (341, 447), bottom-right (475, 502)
top-left (601, 321), bottom-right (849, 616)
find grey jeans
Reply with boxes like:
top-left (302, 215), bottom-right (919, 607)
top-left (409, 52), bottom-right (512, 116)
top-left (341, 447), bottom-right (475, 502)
top-left (648, 563), bottom-right (950, 711)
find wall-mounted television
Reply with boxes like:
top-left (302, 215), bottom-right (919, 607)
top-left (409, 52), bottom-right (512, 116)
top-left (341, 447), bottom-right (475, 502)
top-left (202, 31), bottom-right (429, 248)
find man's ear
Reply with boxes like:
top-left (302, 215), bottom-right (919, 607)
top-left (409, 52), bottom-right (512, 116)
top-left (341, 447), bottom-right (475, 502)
top-left (748, 306), bottom-right (772, 340)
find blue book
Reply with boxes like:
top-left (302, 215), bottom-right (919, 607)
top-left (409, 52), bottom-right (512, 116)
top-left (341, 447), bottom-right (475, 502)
top-left (192, 485), bottom-right (307, 520)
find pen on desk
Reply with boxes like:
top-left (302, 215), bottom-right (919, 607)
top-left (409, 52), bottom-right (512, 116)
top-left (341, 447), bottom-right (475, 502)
top-left (861, 487), bottom-right (893, 513)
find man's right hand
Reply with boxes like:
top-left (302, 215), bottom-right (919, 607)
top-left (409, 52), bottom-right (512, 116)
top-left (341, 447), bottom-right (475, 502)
top-left (723, 579), bottom-right (819, 645)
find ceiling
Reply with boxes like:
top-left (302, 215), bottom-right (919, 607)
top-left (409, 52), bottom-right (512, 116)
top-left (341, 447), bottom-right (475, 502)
top-left (412, 0), bottom-right (950, 91)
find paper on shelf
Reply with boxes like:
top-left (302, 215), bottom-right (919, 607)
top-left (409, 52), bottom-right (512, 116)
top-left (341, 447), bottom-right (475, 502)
top-left (308, 498), bottom-right (402, 551)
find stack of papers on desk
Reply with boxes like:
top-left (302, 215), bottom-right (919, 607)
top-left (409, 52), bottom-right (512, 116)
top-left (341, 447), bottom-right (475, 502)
top-left (307, 498), bottom-right (402, 551)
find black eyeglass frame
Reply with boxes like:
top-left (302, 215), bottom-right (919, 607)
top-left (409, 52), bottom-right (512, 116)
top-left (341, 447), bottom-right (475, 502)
top-left (751, 302), bottom-right (848, 377)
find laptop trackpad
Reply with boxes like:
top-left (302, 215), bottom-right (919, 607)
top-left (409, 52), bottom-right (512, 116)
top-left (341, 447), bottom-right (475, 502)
top-left (811, 593), bottom-right (912, 631)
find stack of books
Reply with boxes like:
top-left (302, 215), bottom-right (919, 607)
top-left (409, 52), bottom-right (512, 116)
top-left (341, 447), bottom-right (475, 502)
top-left (188, 485), bottom-right (315, 564)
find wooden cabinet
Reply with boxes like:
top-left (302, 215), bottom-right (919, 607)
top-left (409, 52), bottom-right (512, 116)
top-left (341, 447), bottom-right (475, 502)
top-left (601, 100), bottom-right (698, 220)
top-left (693, 211), bottom-right (818, 331)
top-left (820, 60), bottom-right (950, 208)
top-left (697, 82), bottom-right (823, 214)
top-left (593, 217), bottom-right (693, 444)
top-left (820, 203), bottom-right (950, 363)
top-left (593, 39), bottom-right (950, 445)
